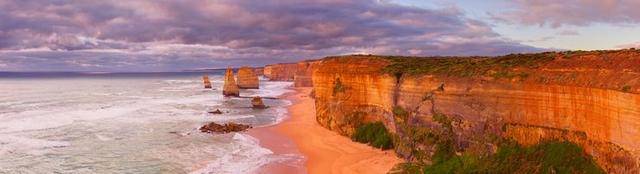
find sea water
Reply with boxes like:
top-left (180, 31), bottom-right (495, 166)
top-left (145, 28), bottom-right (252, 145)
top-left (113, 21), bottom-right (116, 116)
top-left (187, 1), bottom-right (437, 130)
top-left (0, 72), bottom-right (301, 174)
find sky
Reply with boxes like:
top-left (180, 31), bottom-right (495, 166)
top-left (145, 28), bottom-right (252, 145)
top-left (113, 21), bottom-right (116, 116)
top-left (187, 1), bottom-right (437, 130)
top-left (0, 0), bottom-right (638, 72)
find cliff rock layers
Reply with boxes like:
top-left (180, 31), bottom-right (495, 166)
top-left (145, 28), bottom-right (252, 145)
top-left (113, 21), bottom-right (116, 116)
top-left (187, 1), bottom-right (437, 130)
top-left (294, 60), bottom-right (322, 87)
top-left (223, 66), bottom-right (239, 97)
top-left (264, 63), bottom-right (297, 81)
top-left (237, 66), bottom-right (259, 89)
top-left (310, 50), bottom-right (640, 173)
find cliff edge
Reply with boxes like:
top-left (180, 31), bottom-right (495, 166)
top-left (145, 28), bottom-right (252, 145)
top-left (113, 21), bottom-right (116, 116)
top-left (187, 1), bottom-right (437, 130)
top-left (310, 50), bottom-right (640, 173)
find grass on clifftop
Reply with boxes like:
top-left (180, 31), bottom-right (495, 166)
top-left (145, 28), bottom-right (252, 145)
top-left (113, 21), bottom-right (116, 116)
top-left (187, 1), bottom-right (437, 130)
top-left (379, 52), bottom-right (555, 77)
top-left (352, 122), bottom-right (394, 150)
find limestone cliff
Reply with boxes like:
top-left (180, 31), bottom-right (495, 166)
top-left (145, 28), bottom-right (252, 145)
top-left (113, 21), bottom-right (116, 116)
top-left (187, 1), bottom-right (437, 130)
top-left (237, 66), bottom-right (259, 89)
top-left (254, 67), bottom-right (264, 76)
top-left (264, 63), bottom-right (297, 81)
top-left (310, 50), bottom-right (640, 173)
top-left (294, 60), bottom-right (322, 87)
top-left (223, 66), bottom-right (239, 97)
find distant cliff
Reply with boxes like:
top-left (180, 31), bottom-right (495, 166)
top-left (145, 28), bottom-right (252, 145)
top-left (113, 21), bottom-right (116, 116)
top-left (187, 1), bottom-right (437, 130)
top-left (264, 63), bottom-right (297, 81)
top-left (294, 60), bottom-right (322, 87)
top-left (306, 50), bottom-right (640, 173)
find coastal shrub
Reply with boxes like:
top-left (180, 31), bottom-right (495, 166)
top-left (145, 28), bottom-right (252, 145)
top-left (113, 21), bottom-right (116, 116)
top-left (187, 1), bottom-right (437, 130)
top-left (352, 122), bottom-right (393, 150)
top-left (390, 112), bottom-right (604, 173)
top-left (380, 52), bottom-right (555, 77)
top-left (418, 140), bottom-right (605, 174)
top-left (622, 85), bottom-right (631, 93)
top-left (332, 78), bottom-right (346, 96)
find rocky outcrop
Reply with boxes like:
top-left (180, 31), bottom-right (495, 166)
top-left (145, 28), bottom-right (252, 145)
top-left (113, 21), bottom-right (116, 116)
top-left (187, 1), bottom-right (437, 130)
top-left (223, 66), bottom-right (240, 97)
top-left (310, 50), bottom-right (640, 173)
top-left (294, 60), bottom-right (323, 87)
top-left (208, 109), bottom-right (223, 114)
top-left (251, 96), bottom-right (267, 109)
top-left (254, 67), bottom-right (264, 76)
top-left (200, 122), bottom-right (252, 133)
top-left (264, 63), bottom-right (297, 81)
top-left (237, 66), bottom-right (259, 89)
top-left (202, 74), bottom-right (212, 88)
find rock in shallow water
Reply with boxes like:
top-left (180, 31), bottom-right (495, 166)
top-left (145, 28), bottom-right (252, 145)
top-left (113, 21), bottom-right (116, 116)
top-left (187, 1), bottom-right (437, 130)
top-left (251, 96), bottom-right (267, 109)
top-left (199, 122), bottom-right (252, 134)
top-left (223, 66), bottom-right (240, 97)
top-left (208, 109), bottom-right (223, 114)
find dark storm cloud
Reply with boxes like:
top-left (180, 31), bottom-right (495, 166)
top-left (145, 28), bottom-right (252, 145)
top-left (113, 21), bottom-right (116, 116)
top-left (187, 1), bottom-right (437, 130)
top-left (0, 0), bottom-right (541, 71)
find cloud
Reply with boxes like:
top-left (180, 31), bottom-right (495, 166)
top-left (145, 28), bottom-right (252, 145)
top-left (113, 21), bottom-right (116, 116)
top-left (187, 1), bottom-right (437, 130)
top-left (0, 0), bottom-right (542, 71)
top-left (556, 30), bottom-right (579, 36)
top-left (492, 0), bottom-right (640, 28)
top-left (616, 42), bottom-right (640, 49)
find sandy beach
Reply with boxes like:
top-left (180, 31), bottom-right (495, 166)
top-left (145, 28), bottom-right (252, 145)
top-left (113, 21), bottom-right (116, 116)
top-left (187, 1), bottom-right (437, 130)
top-left (250, 87), bottom-right (402, 174)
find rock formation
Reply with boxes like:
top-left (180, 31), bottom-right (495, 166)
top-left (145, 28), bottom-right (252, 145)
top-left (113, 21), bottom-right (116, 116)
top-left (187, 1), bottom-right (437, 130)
top-left (222, 66), bottom-right (240, 97)
top-left (264, 63), bottom-right (297, 81)
top-left (202, 74), bottom-right (212, 88)
top-left (251, 96), bottom-right (267, 109)
top-left (199, 122), bottom-right (252, 133)
top-left (309, 50), bottom-right (640, 173)
top-left (294, 60), bottom-right (322, 87)
top-left (208, 109), bottom-right (223, 114)
top-left (254, 67), bottom-right (264, 76)
top-left (237, 66), bottom-right (259, 89)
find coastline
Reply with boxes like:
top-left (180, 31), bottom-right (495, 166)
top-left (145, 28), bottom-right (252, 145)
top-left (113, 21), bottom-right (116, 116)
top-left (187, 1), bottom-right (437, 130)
top-left (249, 87), bottom-right (402, 174)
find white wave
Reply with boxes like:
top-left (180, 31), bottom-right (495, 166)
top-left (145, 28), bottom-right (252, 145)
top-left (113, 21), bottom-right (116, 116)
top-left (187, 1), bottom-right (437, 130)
top-left (162, 80), bottom-right (198, 84)
top-left (189, 133), bottom-right (275, 174)
top-left (0, 135), bottom-right (70, 156)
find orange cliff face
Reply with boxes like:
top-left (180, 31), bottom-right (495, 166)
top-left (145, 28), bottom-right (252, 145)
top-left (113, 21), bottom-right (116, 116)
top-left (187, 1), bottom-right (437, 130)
top-left (294, 60), bottom-right (322, 87)
top-left (264, 63), bottom-right (297, 81)
top-left (254, 67), bottom-right (264, 76)
top-left (312, 57), bottom-right (396, 135)
top-left (223, 66), bottom-right (239, 97)
top-left (237, 66), bottom-right (259, 89)
top-left (309, 51), bottom-right (640, 173)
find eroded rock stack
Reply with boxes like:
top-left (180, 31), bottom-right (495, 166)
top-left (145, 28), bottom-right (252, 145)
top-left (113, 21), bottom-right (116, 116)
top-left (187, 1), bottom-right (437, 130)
top-left (222, 66), bottom-right (240, 97)
top-left (199, 122), bottom-right (252, 133)
top-left (237, 66), bottom-right (259, 89)
top-left (202, 74), bottom-right (212, 88)
top-left (251, 96), bottom-right (267, 109)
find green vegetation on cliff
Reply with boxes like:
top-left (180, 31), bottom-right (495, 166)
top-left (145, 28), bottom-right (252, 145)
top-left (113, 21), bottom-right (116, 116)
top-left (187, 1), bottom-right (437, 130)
top-left (410, 140), bottom-right (605, 174)
top-left (352, 122), bottom-right (394, 150)
top-left (379, 52), bottom-right (555, 77)
top-left (388, 109), bottom-right (604, 174)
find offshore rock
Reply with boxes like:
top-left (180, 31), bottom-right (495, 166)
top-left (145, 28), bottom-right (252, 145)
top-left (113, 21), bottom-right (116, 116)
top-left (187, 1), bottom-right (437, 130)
top-left (208, 109), bottom-right (223, 114)
top-left (199, 122), bottom-right (252, 134)
top-left (222, 66), bottom-right (240, 97)
top-left (251, 96), bottom-right (267, 109)
top-left (202, 74), bottom-right (212, 89)
top-left (237, 66), bottom-right (259, 89)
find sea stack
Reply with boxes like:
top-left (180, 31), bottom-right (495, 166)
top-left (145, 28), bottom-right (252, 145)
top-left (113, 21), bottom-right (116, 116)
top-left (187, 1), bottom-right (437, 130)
top-left (222, 66), bottom-right (240, 97)
top-left (237, 66), bottom-right (259, 89)
top-left (251, 96), bottom-right (267, 109)
top-left (202, 74), bottom-right (212, 88)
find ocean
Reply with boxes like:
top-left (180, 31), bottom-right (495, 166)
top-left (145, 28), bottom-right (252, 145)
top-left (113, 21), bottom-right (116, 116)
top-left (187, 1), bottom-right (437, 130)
top-left (0, 71), bottom-right (301, 174)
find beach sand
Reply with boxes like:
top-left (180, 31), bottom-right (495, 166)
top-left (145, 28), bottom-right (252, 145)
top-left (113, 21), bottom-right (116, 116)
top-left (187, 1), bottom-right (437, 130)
top-left (250, 87), bottom-right (402, 174)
